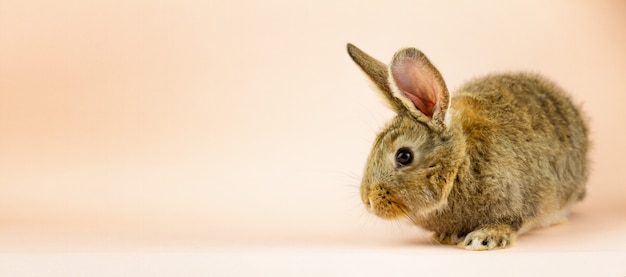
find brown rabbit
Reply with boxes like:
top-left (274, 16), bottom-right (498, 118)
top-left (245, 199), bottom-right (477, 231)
top-left (347, 43), bottom-right (589, 250)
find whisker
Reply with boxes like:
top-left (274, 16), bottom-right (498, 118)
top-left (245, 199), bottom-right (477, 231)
top-left (400, 205), bottom-right (418, 226)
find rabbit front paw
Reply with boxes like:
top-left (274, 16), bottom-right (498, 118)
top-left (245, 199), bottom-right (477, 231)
top-left (459, 224), bottom-right (516, 251)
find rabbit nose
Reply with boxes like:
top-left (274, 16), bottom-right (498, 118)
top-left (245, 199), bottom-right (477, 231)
top-left (361, 194), bottom-right (372, 211)
top-left (367, 198), bottom-right (373, 210)
top-left (364, 197), bottom-right (377, 214)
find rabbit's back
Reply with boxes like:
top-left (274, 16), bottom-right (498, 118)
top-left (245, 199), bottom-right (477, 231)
top-left (449, 73), bottom-right (588, 230)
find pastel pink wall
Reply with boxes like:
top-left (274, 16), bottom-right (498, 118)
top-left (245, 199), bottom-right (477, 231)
top-left (1, 0), bottom-right (625, 248)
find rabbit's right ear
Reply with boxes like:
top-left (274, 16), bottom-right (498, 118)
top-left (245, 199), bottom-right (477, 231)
top-left (347, 44), bottom-right (406, 113)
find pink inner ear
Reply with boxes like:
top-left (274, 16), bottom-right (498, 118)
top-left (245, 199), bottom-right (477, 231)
top-left (391, 59), bottom-right (437, 118)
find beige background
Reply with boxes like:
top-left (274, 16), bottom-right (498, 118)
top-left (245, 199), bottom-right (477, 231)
top-left (1, 0), bottom-right (625, 275)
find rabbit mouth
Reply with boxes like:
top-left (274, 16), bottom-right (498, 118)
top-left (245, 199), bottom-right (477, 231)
top-left (364, 185), bottom-right (408, 219)
top-left (363, 182), bottom-right (447, 222)
top-left (367, 197), bottom-right (407, 219)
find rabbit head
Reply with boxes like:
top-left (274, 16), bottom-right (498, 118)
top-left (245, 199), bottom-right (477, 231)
top-left (347, 44), bottom-right (465, 221)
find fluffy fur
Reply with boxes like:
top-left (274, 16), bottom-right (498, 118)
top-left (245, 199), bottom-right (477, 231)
top-left (347, 43), bottom-right (589, 250)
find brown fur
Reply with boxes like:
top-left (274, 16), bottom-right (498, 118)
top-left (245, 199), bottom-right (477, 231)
top-left (347, 44), bottom-right (589, 250)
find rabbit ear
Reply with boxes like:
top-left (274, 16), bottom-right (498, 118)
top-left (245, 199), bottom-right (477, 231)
top-left (347, 44), bottom-right (406, 113)
top-left (389, 48), bottom-right (450, 131)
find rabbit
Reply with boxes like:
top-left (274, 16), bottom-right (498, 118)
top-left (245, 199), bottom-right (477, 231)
top-left (346, 43), bottom-right (589, 250)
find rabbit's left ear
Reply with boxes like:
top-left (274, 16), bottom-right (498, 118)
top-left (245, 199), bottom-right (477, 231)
top-left (389, 48), bottom-right (450, 131)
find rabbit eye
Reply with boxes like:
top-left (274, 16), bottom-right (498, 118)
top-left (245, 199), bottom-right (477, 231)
top-left (395, 148), bottom-right (414, 167)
